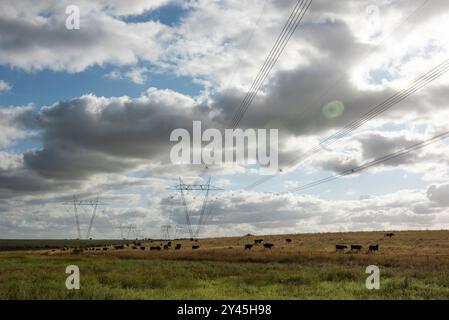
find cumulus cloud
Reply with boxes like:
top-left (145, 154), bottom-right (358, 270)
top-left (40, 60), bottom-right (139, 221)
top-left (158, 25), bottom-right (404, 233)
top-left (0, 80), bottom-right (12, 92)
top-left (125, 67), bottom-right (150, 84)
top-left (0, 106), bottom-right (37, 148)
top-left (0, 0), bottom-right (170, 72)
top-left (134, 188), bottom-right (448, 237)
top-left (1, 0), bottom-right (449, 237)
top-left (22, 88), bottom-right (208, 179)
top-left (427, 183), bottom-right (449, 207)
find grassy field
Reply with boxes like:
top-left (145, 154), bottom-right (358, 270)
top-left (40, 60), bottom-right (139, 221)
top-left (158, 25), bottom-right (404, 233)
top-left (1, 230), bottom-right (449, 299)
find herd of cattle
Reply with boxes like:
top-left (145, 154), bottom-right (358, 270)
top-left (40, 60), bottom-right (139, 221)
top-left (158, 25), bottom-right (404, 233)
top-left (243, 238), bottom-right (291, 250)
top-left (70, 241), bottom-right (199, 252)
top-left (58, 232), bottom-right (395, 254)
top-left (334, 232), bottom-right (394, 253)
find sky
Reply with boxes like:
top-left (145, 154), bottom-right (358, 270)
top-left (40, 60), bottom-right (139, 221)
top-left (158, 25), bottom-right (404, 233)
top-left (0, 0), bottom-right (449, 239)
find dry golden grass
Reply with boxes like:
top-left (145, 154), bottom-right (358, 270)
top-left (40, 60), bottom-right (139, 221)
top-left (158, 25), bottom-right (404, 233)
top-left (52, 230), bottom-right (449, 268)
top-left (3, 230), bottom-right (449, 299)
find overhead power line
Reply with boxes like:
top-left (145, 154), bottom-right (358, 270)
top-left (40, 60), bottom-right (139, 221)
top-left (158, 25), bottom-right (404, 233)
top-left (245, 57), bottom-right (449, 190)
top-left (293, 0), bottom-right (430, 126)
top-left (290, 130), bottom-right (449, 192)
top-left (231, 0), bottom-right (313, 129)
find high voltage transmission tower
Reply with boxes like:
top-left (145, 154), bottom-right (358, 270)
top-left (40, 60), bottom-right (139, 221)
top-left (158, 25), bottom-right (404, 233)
top-left (115, 224), bottom-right (137, 239)
top-left (170, 177), bottom-right (223, 239)
top-left (62, 195), bottom-right (107, 239)
top-left (160, 225), bottom-right (172, 240)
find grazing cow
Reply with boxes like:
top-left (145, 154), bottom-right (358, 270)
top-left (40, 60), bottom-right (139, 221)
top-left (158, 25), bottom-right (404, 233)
top-left (140, 246), bottom-right (146, 250)
top-left (95, 248), bottom-right (101, 251)
top-left (163, 245), bottom-right (169, 250)
top-left (351, 244), bottom-right (363, 252)
top-left (167, 241), bottom-right (172, 247)
top-left (102, 247), bottom-right (108, 251)
top-left (368, 244), bottom-right (379, 252)
top-left (132, 246), bottom-right (137, 250)
top-left (114, 245), bottom-right (124, 250)
top-left (244, 244), bottom-right (253, 250)
top-left (175, 244), bottom-right (182, 250)
top-left (335, 244), bottom-right (348, 252)
top-left (385, 233), bottom-right (395, 238)
top-left (285, 238), bottom-right (292, 243)
top-left (150, 246), bottom-right (161, 251)
top-left (263, 243), bottom-right (274, 249)
top-left (254, 239), bottom-right (264, 244)
top-left (192, 245), bottom-right (200, 250)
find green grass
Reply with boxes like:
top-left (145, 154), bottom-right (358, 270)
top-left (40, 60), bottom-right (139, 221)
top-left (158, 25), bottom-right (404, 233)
top-left (1, 251), bottom-right (449, 299)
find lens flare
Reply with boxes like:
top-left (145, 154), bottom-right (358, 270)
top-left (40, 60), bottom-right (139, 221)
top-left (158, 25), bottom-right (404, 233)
top-left (322, 100), bottom-right (344, 119)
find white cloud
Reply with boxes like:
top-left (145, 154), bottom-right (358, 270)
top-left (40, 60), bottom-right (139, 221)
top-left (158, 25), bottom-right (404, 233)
top-left (0, 80), bottom-right (12, 92)
top-left (0, 1), bottom-right (169, 72)
top-left (427, 183), bottom-right (449, 207)
top-left (125, 67), bottom-right (150, 84)
top-left (105, 69), bottom-right (122, 80)
top-left (1, 0), bottom-right (449, 237)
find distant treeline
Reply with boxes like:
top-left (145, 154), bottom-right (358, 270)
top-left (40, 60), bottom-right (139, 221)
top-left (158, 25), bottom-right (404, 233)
top-left (0, 239), bottom-right (136, 251)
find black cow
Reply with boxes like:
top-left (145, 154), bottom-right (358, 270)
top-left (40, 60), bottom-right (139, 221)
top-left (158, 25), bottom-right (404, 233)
top-left (351, 244), bottom-right (363, 252)
top-left (175, 244), bottom-right (182, 250)
top-left (192, 245), bottom-right (200, 250)
top-left (102, 247), bottom-right (108, 251)
top-left (114, 245), bottom-right (124, 250)
top-left (254, 239), bottom-right (264, 244)
top-left (285, 238), bottom-right (292, 243)
top-left (163, 245), bottom-right (169, 250)
top-left (335, 244), bottom-right (348, 252)
top-left (368, 244), bottom-right (379, 252)
top-left (167, 241), bottom-right (172, 247)
top-left (263, 243), bottom-right (274, 249)
top-left (244, 244), bottom-right (253, 250)
top-left (140, 246), bottom-right (146, 250)
top-left (385, 233), bottom-right (395, 238)
top-left (150, 246), bottom-right (161, 251)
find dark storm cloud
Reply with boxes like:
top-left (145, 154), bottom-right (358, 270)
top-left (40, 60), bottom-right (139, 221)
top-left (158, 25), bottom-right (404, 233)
top-left (23, 91), bottom-right (214, 179)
